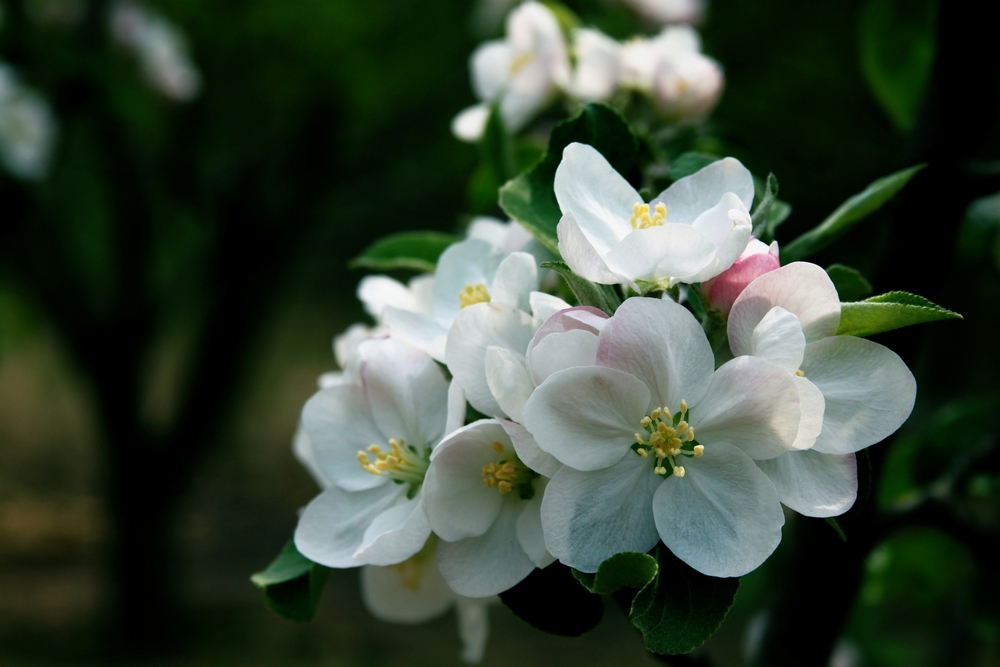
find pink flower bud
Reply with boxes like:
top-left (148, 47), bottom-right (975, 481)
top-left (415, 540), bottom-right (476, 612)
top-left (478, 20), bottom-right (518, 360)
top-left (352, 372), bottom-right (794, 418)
top-left (702, 239), bottom-right (780, 315)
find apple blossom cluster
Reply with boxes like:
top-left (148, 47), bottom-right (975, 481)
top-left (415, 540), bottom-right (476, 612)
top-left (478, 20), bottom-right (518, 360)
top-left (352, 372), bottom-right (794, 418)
top-left (453, 1), bottom-right (722, 142)
top-left (0, 61), bottom-right (57, 181)
top-left (287, 148), bottom-right (917, 660)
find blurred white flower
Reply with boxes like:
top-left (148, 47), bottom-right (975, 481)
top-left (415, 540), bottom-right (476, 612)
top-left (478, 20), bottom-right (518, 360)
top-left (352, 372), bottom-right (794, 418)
top-left (453, 1), bottom-right (570, 142)
top-left (0, 63), bottom-right (58, 181)
top-left (621, 0), bottom-right (706, 25)
top-left (110, 1), bottom-right (202, 101)
top-left (569, 28), bottom-right (622, 103)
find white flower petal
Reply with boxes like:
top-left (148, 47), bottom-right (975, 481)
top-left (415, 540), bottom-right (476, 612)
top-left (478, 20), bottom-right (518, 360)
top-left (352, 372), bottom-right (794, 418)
top-left (653, 443), bottom-right (783, 577)
top-left (792, 375), bottom-right (826, 450)
top-left (485, 346), bottom-right (534, 423)
top-left (517, 477), bottom-right (554, 568)
top-left (651, 156), bottom-right (754, 226)
top-left (693, 356), bottom-right (801, 460)
top-left (437, 500), bottom-right (536, 597)
top-left (541, 455), bottom-right (662, 573)
top-left (529, 291), bottom-right (573, 328)
top-left (446, 302), bottom-right (536, 418)
top-left (455, 597), bottom-right (492, 664)
top-left (446, 378), bottom-right (467, 437)
top-left (602, 223), bottom-right (718, 285)
top-left (527, 328), bottom-right (600, 386)
top-left (596, 296), bottom-right (714, 410)
top-left (570, 28), bottom-right (621, 102)
top-left (522, 366), bottom-right (650, 471)
top-left (681, 195), bottom-right (752, 283)
top-left (498, 418), bottom-right (562, 478)
top-left (292, 422), bottom-right (331, 489)
top-left (424, 421), bottom-right (508, 541)
top-left (294, 483), bottom-right (406, 568)
top-left (432, 239), bottom-right (508, 329)
top-left (360, 338), bottom-right (448, 449)
top-left (729, 262), bottom-right (842, 356)
top-left (381, 307), bottom-right (449, 363)
top-left (471, 41), bottom-right (512, 100)
top-left (556, 213), bottom-right (625, 284)
top-left (302, 384), bottom-right (387, 492)
top-left (491, 251), bottom-right (538, 312)
top-left (452, 104), bottom-right (491, 143)
top-left (757, 450), bottom-right (858, 518)
top-left (803, 336), bottom-right (916, 454)
top-left (360, 556), bottom-right (453, 624)
top-left (750, 306), bottom-right (806, 373)
top-left (554, 143), bottom-right (640, 255)
top-left (355, 495), bottom-right (432, 566)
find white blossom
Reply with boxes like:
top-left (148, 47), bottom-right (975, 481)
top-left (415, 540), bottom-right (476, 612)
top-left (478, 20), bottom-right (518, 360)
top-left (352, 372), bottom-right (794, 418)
top-left (452, 1), bottom-right (570, 142)
top-left (522, 297), bottom-right (803, 577)
top-left (569, 28), bottom-right (622, 103)
top-left (0, 63), bottom-right (57, 181)
top-left (728, 262), bottom-right (916, 517)
top-left (554, 142), bottom-right (752, 289)
top-left (110, 1), bottom-right (201, 101)
top-left (621, 0), bottom-right (706, 25)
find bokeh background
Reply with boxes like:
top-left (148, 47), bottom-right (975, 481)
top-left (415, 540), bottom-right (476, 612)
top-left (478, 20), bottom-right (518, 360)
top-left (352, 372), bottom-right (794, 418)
top-left (1, 0), bottom-right (998, 665)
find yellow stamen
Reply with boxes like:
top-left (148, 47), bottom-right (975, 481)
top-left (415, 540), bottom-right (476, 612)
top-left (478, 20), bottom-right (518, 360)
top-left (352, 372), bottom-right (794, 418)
top-left (637, 448), bottom-right (649, 458)
top-left (509, 50), bottom-right (535, 75)
top-left (679, 399), bottom-right (688, 414)
top-left (629, 202), bottom-right (668, 229)
top-left (673, 466), bottom-right (686, 478)
top-left (693, 445), bottom-right (704, 457)
top-left (795, 369), bottom-right (805, 377)
top-left (491, 441), bottom-right (504, 453)
top-left (459, 284), bottom-right (491, 309)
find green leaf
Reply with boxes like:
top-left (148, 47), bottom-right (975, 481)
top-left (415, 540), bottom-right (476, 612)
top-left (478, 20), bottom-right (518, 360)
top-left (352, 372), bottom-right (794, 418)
top-left (836, 291), bottom-right (962, 337)
top-left (541, 260), bottom-right (621, 315)
top-left (499, 562), bottom-right (603, 636)
top-left (251, 540), bottom-right (330, 623)
top-left (499, 103), bottom-right (639, 254)
top-left (351, 231), bottom-right (460, 273)
top-left (629, 544), bottom-right (740, 655)
top-left (781, 164), bottom-right (925, 263)
top-left (751, 173), bottom-right (789, 243)
top-left (826, 264), bottom-right (873, 301)
top-left (669, 152), bottom-right (720, 180)
top-left (573, 552), bottom-right (659, 595)
top-left (859, 0), bottom-right (937, 133)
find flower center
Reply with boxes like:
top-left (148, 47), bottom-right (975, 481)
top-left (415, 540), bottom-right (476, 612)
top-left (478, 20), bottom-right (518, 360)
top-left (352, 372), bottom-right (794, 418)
top-left (509, 50), bottom-right (535, 75)
top-left (481, 440), bottom-right (538, 499)
top-left (459, 283), bottom-right (491, 309)
top-left (357, 438), bottom-right (430, 494)
top-left (630, 202), bottom-right (667, 230)
top-left (390, 536), bottom-right (437, 591)
top-left (632, 399), bottom-right (703, 478)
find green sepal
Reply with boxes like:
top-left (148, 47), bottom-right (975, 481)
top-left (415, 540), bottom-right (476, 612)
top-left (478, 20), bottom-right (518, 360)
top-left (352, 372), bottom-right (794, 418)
top-left (836, 291), bottom-right (962, 338)
top-left (351, 231), bottom-right (461, 273)
top-left (251, 540), bottom-right (330, 623)
top-left (781, 164), bottom-right (925, 262)
top-left (628, 544), bottom-right (740, 655)
top-left (824, 517), bottom-right (848, 542)
top-left (668, 152), bottom-right (720, 181)
top-left (499, 562), bottom-right (603, 636)
top-left (499, 103), bottom-right (639, 255)
top-left (751, 173), bottom-right (790, 243)
top-left (541, 260), bottom-right (622, 315)
top-left (572, 552), bottom-right (659, 595)
top-left (826, 264), bottom-right (873, 301)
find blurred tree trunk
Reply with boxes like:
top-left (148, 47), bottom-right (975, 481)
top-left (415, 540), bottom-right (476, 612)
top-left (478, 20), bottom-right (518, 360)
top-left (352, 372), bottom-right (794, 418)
top-left (751, 1), bottom-right (1000, 665)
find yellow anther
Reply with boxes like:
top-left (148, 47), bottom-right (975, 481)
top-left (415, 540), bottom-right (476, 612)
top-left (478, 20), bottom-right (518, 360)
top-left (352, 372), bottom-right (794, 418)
top-left (491, 441), bottom-right (504, 453)
top-left (657, 422), bottom-right (672, 435)
top-left (679, 399), bottom-right (688, 414)
top-left (655, 202), bottom-right (667, 218)
top-left (637, 448), bottom-right (649, 458)
top-left (635, 433), bottom-right (647, 445)
top-left (693, 445), bottom-right (704, 457)
top-left (650, 408), bottom-right (661, 419)
top-left (459, 283), bottom-right (491, 309)
top-left (641, 416), bottom-right (652, 428)
top-left (367, 444), bottom-right (382, 454)
top-left (654, 466), bottom-right (667, 475)
top-left (498, 480), bottom-right (512, 495)
top-left (357, 451), bottom-right (369, 463)
top-left (509, 50), bottom-right (535, 75)
top-left (677, 421), bottom-right (689, 434)
top-left (686, 429), bottom-right (695, 442)
top-left (649, 432), bottom-right (662, 445)
top-left (669, 447), bottom-right (681, 457)
top-left (662, 407), bottom-right (672, 420)
top-left (673, 466), bottom-right (686, 478)
top-left (795, 369), bottom-right (805, 377)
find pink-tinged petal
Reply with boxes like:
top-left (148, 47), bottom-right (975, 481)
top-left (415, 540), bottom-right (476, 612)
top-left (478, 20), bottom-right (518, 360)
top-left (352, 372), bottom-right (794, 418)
top-left (359, 338), bottom-right (449, 449)
top-left (302, 383), bottom-right (387, 492)
top-left (650, 157), bottom-right (754, 226)
top-left (802, 336), bottom-right (916, 455)
top-left (491, 251), bottom-right (538, 313)
top-left (526, 329), bottom-right (600, 386)
top-left (597, 296), bottom-right (714, 410)
top-left (424, 421), bottom-right (508, 541)
top-left (485, 347), bottom-right (534, 423)
top-left (530, 305), bottom-right (609, 345)
top-left (446, 302), bottom-right (536, 418)
top-left (702, 251), bottom-right (780, 315)
top-left (355, 496), bottom-right (432, 566)
top-left (693, 356), bottom-right (801, 460)
top-left (437, 500), bottom-right (536, 597)
top-left (522, 366), bottom-right (650, 471)
top-left (294, 483), bottom-right (406, 568)
top-left (498, 418), bottom-right (562, 478)
top-left (729, 262), bottom-right (841, 356)
top-left (602, 223), bottom-right (717, 285)
top-left (757, 450), bottom-right (858, 518)
top-left (529, 291), bottom-right (573, 328)
top-left (653, 443), bottom-right (783, 577)
top-left (360, 556), bottom-right (452, 624)
top-left (554, 143), bottom-right (639, 255)
top-left (749, 307), bottom-right (806, 373)
top-left (540, 455), bottom-right (661, 573)
top-left (556, 213), bottom-right (624, 285)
